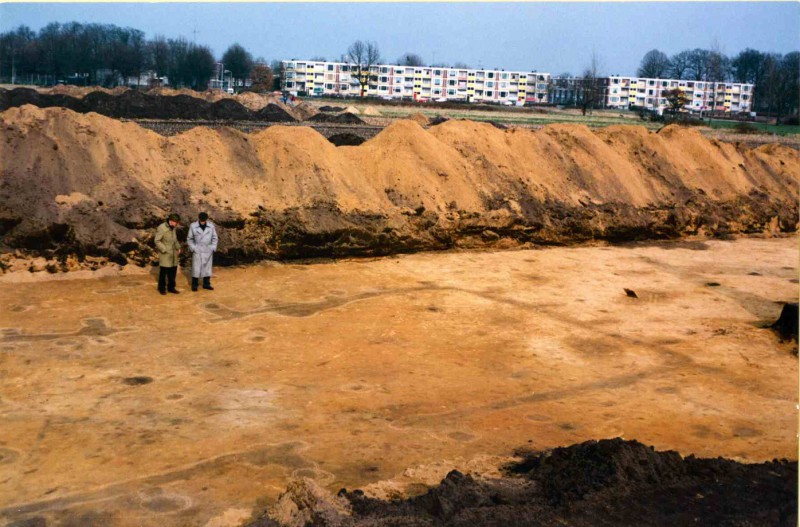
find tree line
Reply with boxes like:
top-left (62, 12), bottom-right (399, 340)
top-left (0, 22), bottom-right (276, 91)
top-left (636, 47), bottom-right (799, 116)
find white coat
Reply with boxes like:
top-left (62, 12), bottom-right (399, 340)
top-left (187, 221), bottom-right (218, 278)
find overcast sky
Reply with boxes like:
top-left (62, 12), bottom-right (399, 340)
top-left (1, 2), bottom-right (798, 75)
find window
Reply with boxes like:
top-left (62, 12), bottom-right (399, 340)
top-left (487, 72), bottom-right (495, 79)
top-left (433, 89), bottom-right (441, 95)
top-left (648, 80), bottom-right (655, 86)
top-left (537, 83), bottom-right (547, 90)
top-left (500, 82), bottom-right (507, 88)
top-left (394, 87), bottom-right (402, 93)
top-left (486, 81), bottom-right (494, 87)
top-left (448, 89), bottom-right (456, 95)
top-left (340, 84), bottom-right (348, 90)
top-left (286, 81), bottom-right (295, 88)
top-left (742, 94), bottom-right (749, 100)
top-left (327, 65), bottom-right (334, 71)
top-left (379, 85), bottom-right (388, 91)
top-left (448, 79), bottom-right (456, 86)
top-left (326, 74), bottom-right (334, 80)
top-left (611, 96), bottom-right (619, 102)
top-left (381, 67), bottom-right (389, 74)
top-left (325, 83), bottom-right (333, 89)
top-left (380, 76), bottom-right (388, 82)
top-left (434, 69), bottom-right (441, 76)
top-left (486, 91), bottom-right (493, 97)
top-left (500, 91), bottom-right (507, 98)
top-left (501, 73), bottom-right (509, 79)
top-left (613, 78), bottom-right (620, 84)
top-left (648, 89), bottom-right (654, 95)
top-left (434, 79), bottom-right (442, 86)
top-left (661, 81), bottom-right (668, 87)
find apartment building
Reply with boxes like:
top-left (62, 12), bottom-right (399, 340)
top-left (603, 76), bottom-right (754, 114)
top-left (281, 60), bottom-right (551, 104)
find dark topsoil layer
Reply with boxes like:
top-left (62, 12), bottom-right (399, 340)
top-left (248, 438), bottom-right (798, 527)
top-left (0, 87), bottom-right (298, 122)
top-left (2, 184), bottom-right (796, 272)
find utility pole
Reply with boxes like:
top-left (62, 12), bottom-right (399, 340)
top-left (191, 27), bottom-right (199, 44)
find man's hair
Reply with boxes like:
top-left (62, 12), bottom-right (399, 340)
top-left (167, 213), bottom-right (181, 222)
top-left (198, 212), bottom-right (208, 221)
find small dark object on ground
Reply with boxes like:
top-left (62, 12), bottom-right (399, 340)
top-left (319, 105), bottom-right (345, 112)
top-left (487, 120), bottom-right (508, 130)
top-left (706, 282), bottom-right (721, 287)
top-left (624, 288), bottom-right (638, 298)
top-left (772, 302), bottom-right (798, 342)
top-left (428, 115), bottom-right (451, 126)
top-left (123, 376), bottom-right (153, 385)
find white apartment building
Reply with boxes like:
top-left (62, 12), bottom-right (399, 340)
top-left (281, 60), bottom-right (551, 104)
top-left (603, 76), bottom-right (754, 114)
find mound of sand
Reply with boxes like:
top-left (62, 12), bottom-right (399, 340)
top-left (407, 112), bottom-right (430, 126)
top-left (1, 105), bottom-right (797, 266)
top-left (343, 106), bottom-right (360, 115)
top-left (361, 106), bottom-right (382, 116)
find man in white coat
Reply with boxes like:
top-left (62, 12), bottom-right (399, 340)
top-left (187, 212), bottom-right (219, 291)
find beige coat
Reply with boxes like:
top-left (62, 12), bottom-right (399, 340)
top-left (154, 222), bottom-right (181, 267)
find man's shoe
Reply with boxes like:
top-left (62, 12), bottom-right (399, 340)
top-left (169, 289), bottom-right (180, 294)
top-left (192, 278), bottom-right (199, 292)
top-left (202, 278), bottom-right (214, 291)
top-left (192, 286), bottom-right (198, 292)
top-left (159, 290), bottom-right (167, 296)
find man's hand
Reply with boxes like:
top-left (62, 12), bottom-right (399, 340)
top-left (178, 248), bottom-right (182, 256)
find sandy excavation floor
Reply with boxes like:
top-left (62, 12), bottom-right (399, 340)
top-left (0, 236), bottom-right (797, 527)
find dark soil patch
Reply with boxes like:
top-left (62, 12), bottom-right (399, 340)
top-left (248, 438), bottom-right (797, 527)
top-left (309, 112), bottom-right (366, 124)
top-left (327, 133), bottom-right (366, 147)
top-left (122, 376), bottom-right (153, 386)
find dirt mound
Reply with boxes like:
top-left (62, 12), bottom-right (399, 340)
top-left (327, 133), bottom-right (366, 146)
top-left (291, 101), bottom-right (319, 121)
top-left (407, 112), bottom-right (430, 126)
top-left (248, 439), bottom-right (797, 527)
top-left (361, 106), bottom-right (382, 116)
top-left (343, 106), bottom-right (360, 115)
top-left (309, 112), bottom-right (366, 124)
top-left (1, 106), bottom-right (797, 268)
top-left (0, 87), bottom-right (298, 122)
top-left (319, 105), bottom-right (345, 112)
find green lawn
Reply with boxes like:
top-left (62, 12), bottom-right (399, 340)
top-left (705, 119), bottom-right (800, 137)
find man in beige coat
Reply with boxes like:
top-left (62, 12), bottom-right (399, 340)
top-left (155, 213), bottom-right (182, 295)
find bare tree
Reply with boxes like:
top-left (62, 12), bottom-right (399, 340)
top-left (346, 40), bottom-right (380, 97)
top-left (669, 50), bottom-right (692, 79)
top-left (397, 52), bottom-right (424, 67)
top-left (637, 49), bottom-right (671, 78)
top-left (580, 52), bottom-right (602, 116)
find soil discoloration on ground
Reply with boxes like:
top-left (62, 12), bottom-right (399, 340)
top-left (0, 236), bottom-right (796, 526)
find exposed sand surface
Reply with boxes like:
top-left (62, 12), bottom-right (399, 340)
top-left (1, 236), bottom-right (796, 526)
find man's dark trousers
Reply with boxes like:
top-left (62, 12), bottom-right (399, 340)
top-left (158, 266), bottom-right (178, 292)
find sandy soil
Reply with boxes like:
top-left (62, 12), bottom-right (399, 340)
top-left (0, 236), bottom-right (796, 526)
